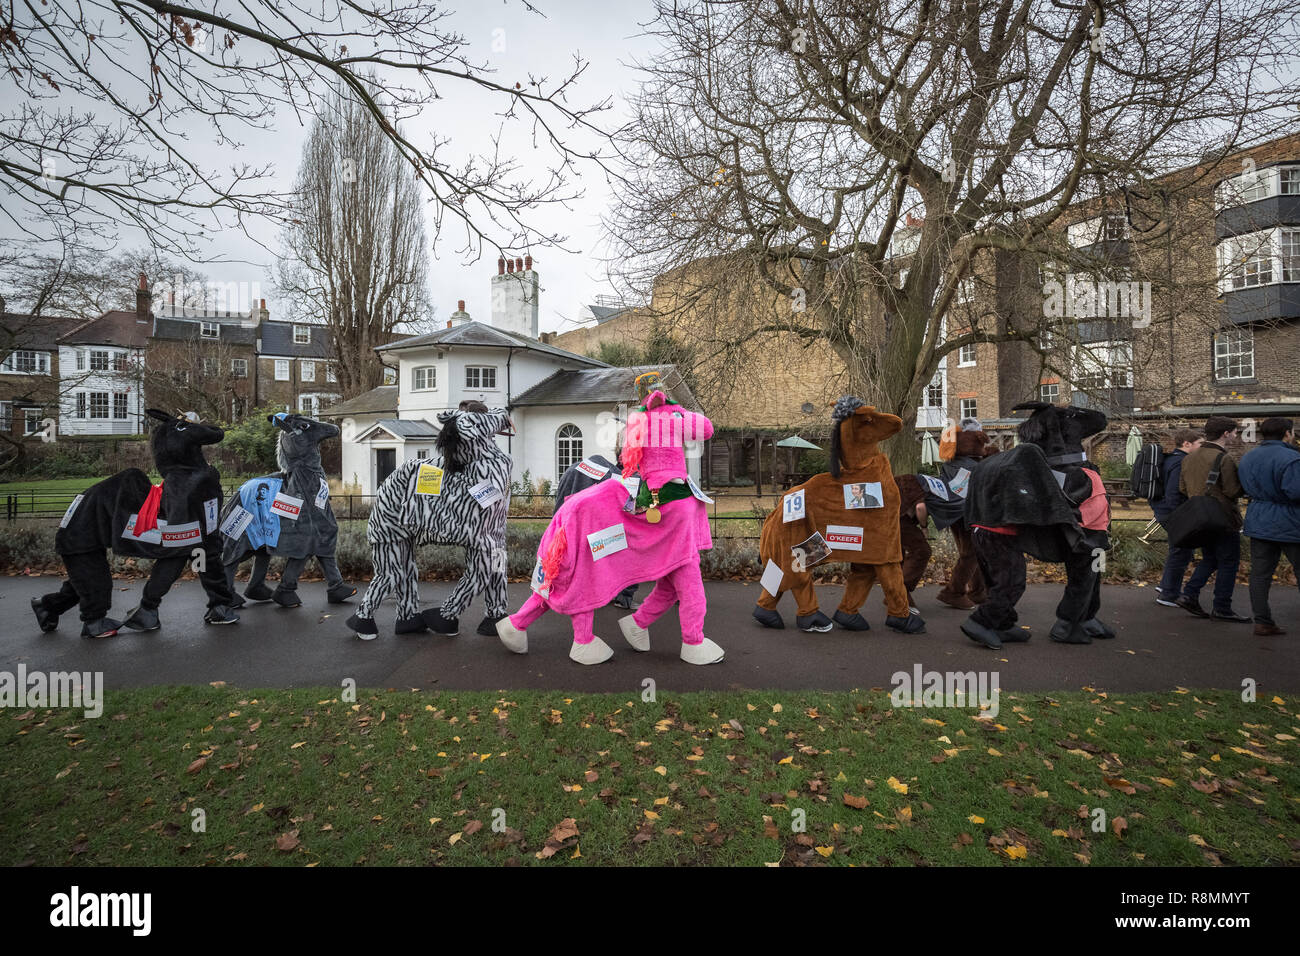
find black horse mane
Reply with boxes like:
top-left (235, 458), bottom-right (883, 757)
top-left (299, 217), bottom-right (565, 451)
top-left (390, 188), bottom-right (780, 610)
top-left (436, 416), bottom-right (466, 474)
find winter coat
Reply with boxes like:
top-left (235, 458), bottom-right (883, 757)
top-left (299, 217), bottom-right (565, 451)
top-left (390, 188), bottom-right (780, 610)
top-left (1152, 449), bottom-right (1187, 522)
top-left (1179, 442), bottom-right (1243, 531)
top-left (1239, 440), bottom-right (1300, 543)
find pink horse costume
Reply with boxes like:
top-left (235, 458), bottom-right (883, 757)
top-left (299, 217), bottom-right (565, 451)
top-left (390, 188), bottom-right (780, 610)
top-left (496, 388), bottom-right (724, 665)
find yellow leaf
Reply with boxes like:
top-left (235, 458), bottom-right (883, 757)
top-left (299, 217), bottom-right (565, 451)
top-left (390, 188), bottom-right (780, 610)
top-left (814, 846), bottom-right (833, 857)
top-left (886, 776), bottom-right (908, 794)
top-left (772, 703), bottom-right (783, 713)
top-left (654, 766), bottom-right (667, 775)
top-left (897, 805), bottom-right (912, 821)
top-left (943, 748), bottom-right (959, 757)
top-left (1271, 696), bottom-right (1285, 705)
top-left (428, 817), bottom-right (441, 825)
top-left (480, 754), bottom-right (490, 762)
top-left (644, 810), bottom-right (660, 820)
top-left (1155, 777), bottom-right (1176, 787)
top-left (921, 718), bottom-right (945, 726)
top-left (291, 742), bottom-right (306, 749)
top-left (654, 797), bottom-right (669, 806)
top-left (937, 735), bottom-right (952, 744)
top-left (968, 815), bottom-right (985, 824)
top-left (1189, 834), bottom-right (1208, 847)
top-left (1005, 844), bottom-right (1027, 860)
top-left (987, 748), bottom-right (1002, 757)
top-left (448, 833), bottom-right (461, 845)
top-left (778, 756), bottom-right (794, 765)
top-left (835, 771), bottom-right (847, 782)
top-left (571, 844), bottom-right (581, 859)
top-left (1052, 829), bottom-right (1069, 837)
top-left (747, 704), bottom-right (757, 711)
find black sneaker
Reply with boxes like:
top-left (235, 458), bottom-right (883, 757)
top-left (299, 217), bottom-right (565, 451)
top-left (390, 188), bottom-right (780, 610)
top-left (1209, 609), bottom-right (1251, 623)
top-left (752, 606), bottom-right (785, 629)
top-left (229, 592), bottom-right (246, 610)
top-left (31, 598), bottom-right (59, 633)
top-left (244, 583), bottom-right (274, 603)
top-left (1176, 595), bottom-right (1209, 618)
top-left (204, 605), bottom-right (239, 626)
top-left (326, 583), bottom-right (357, 604)
top-left (421, 608), bottom-right (460, 635)
top-left (832, 610), bottom-right (871, 631)
top-left (81, 617), bottom-right (122, 639)
top-left (346, 613), bottom-right (379, 641)
top-left (1154, 591), bottom-right (1179, 608)
top-left (271, 588), bottom-right (302, 609)
top-left (796, 611), bottom-right (834, 633)
top-left (122, 605), bottom-right (161, 632)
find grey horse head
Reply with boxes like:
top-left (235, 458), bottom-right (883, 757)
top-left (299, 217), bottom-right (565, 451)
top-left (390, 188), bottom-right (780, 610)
top-left (434, 406), bottom-right (511, 474)
top-left (269, 412), bottom-right (339, 475)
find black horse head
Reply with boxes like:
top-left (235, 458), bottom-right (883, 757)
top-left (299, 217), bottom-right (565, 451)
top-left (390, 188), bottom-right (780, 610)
top-left (268, 412), bottom-right (339, 475)
top-left (1013, 402), bottom-right (1108, 464)
top-left (146, 409), bottom-right (224, 473)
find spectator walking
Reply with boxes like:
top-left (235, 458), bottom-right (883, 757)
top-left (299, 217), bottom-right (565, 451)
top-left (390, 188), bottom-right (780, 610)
top-left (935, 424), bottom-right (991, 609)
top-left (1153, 429), bottom-right (1203, 607)
top-left (1176, 416), bottom-right (1249, 622)
top-left (1238, 418), bottom-right (1300, 636)
top-left (895, 474), bottom-right (931, 613)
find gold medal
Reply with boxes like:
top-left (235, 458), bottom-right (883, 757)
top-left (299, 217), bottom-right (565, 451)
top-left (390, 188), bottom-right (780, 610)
top-left (646, 506), bottom-right (661, 523)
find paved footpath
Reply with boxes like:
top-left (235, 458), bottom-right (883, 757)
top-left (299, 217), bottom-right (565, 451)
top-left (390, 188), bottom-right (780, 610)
top-left (1, 576), bottom-right (1295, 694)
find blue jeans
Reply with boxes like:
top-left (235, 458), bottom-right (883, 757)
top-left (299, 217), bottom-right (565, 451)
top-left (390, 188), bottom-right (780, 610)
top-left (1181, 531), bottom-right (1241, 613)
top-left (1157, 520), bottom-right (1195, 597)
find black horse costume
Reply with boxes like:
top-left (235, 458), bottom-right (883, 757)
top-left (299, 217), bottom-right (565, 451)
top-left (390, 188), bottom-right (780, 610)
top-left (31, 409), bottom-right (238, 638)
top-left (219, 413), bottom-right (355, 608)
top-left (960, 402), bottom-right (1113, 649)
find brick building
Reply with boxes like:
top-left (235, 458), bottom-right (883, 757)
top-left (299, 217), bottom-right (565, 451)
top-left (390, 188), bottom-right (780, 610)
top-left (0, 311), bottom-right (84, 441)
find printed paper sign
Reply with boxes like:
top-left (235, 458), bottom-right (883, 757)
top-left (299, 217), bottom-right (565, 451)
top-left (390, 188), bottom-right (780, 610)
top-left (530, 557), bottom-right (549, 597)
top-left (60, 494), bottom-right (84, 529)
top-left (469, 480), bottom-right (504, 509)
top-left (948, 467), bottom-right (972, 499)
top-left (315, 478), bottom-right (330, 509)
top-left (203, 497), bottom-right (219, 534)
top-left (760, 559), bottom-right (785, 597)
top-left (220, 505), bottom-right (254, 539)
top-left (159, 521), bottom-right (203, 548)
top-left (792, 531), bottom-right (832, 568)
top-left (782, 488), bottom-right (806, 523)
top-left (825, 524), bottom-right (865, 551)
top-left (685, 474), bottom-right (714, 504)
top-left (1051, 470), bottom-right (1067, 489)
top-left (415, 463), bottom-right (444, 496)
top-left (271, 492), bottom-right (304, 520)
top-left (920, 475), bottom-right (949, 500)
top-left (842, 481), bottom-right (884, 509)
top-left (622, 475), bottom-right (641, 500)
top-left (121, 514), bottom-right (162, 545)
top-left (587, 523), bottom-right (628, 560)
top-left (576, 458), bottom-right (610, 480)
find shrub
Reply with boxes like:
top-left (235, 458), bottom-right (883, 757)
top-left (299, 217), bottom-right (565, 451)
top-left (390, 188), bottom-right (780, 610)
top-left (221, 407), bottom-right (281, 475)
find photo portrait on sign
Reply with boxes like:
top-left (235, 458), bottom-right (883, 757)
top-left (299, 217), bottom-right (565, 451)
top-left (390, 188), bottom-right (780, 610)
top-left (843, 481), bottom-right (883, 509)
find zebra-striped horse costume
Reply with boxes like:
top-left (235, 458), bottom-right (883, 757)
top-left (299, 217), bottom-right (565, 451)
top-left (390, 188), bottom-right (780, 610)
top-left (346, 406), bottom-right (512, 640)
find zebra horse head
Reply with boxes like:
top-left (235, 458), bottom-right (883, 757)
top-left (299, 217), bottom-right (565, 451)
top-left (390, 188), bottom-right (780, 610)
top-left (146, 409), bottom-right (225, 474)
top-left (434, 405), bottom-right (512, 474)
top-left (269, 412), bottom-right (339, 476)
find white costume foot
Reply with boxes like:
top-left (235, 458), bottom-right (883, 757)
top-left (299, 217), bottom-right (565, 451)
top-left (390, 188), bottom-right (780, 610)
top-left (619, 614), bottom-right (650, 652)
top-left (570, 636), bottom-right (614, 665)
top-left (496, 617), bottom-right (528, 654)
top-left (681, 638), bottom-right (724, 665)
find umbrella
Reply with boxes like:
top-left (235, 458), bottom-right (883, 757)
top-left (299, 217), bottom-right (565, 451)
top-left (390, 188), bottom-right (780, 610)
top-left (1125, 425), bottom-right (1142, 466)
top-left (921, 431), bottom-right (939, 465)
top-left (776, 435), bottom-right (821, 450)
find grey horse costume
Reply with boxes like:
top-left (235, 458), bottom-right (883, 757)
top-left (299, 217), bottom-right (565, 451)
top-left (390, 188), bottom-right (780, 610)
top-left (219, 413), bottom-right (356, 608)
top-left (346, 405), bottom-right (513, 640)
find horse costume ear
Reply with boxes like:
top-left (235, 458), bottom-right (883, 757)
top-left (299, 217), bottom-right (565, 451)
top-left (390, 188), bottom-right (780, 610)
top-left (146, 408), bottom-right (175, 423)
top-left (1012, 401), bottom-right (1051, 413)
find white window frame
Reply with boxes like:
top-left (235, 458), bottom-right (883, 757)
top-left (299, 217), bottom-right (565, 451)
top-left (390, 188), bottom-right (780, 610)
top-left (412, 366), bottom-right (437, 391)
top-left (1072, 340), bottom-right (1133, 391)
top-left (274, 359), bottom-right (291, 381)
top-left (298, 395), bottom-right (318, 416)
top-left (556, 423), bottom-right (583, 476)
top-left (202, 357), bottom-right (218, 376)
top-left (465, 366), bottom-right (498, 390)
top-left (959, 398), bottom-right (978, 420)
top-left (113, 392), bottom-right (128, 420)
top-left (0, 401), bottom-right (11, 431)
top-left (1214, 328), bottom-right (1255, 382)
top-left (2, 350), bottom-right (49, 374)
top-left (325, 364), bottom-right (337, 384)
top-left (957, 343), bottom-right (976, 367)
top-left (1039, 382), bottom-right (1061, 403)
top-left (75, 393), bottom-right (86, 418)
top-left (1217, 230), bottom-right (1275, 291)
top-left (293, 325), bottom-right (311, 345)
top-left (1216, 164), bottom-right (1300, 208)
top-left (200, 321), bottom-right (219, 339)
top-left (383, 367), bottom-right (397, 385)
top-left (90, 350), bottom-right (110, 372)
top-left (88, 392), bottom-right (109, 419)
top-left (1281, 227), bottom-right (1300, 283)
top-left (23, 407), bottom-right (40, 435)
top-left (231, 358), bottom-right (248, 378)
top-left (301, 360), bottom-right (316, 383)
top-left (75, 350), bottom-right (85, 372)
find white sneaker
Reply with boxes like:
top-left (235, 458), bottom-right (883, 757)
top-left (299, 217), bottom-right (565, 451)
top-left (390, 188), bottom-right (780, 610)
top-left (570, 636), bottom-right (614, 665)
top-left (619, 614), bottom-right (651, 652)
top-left (680, 638), bottom-right (724, 665)
top-left (1154, 592), bottom-right (1178, 608)
top-left (496, 616), bottom-right (528, 654)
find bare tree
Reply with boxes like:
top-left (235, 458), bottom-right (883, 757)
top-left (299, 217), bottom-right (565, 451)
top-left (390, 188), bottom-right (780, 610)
top-left (607, 0), bottom-right (1299, 466)
top-left (1, 1), bottom-right (614, 257)
top-left (275, 79), bottom-right (434, 398)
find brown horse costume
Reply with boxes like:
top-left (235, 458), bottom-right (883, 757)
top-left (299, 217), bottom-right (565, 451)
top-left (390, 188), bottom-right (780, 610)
top-left (752, 397), bottom-right (926, 634)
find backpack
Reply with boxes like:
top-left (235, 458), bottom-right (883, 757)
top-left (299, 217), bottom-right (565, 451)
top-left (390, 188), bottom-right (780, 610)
top-left (1129, 443), bottom-right (1165, 500)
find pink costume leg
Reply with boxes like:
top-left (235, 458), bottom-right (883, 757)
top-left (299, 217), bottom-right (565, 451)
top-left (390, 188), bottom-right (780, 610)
top-left (632, 575), bottom-right (680, 632)
top-left (571, 610), bottom-right (596, 645)
top-left (510, 592), bottom-right (549, 631)
top-left (669, 559), bottom-right (707, 645)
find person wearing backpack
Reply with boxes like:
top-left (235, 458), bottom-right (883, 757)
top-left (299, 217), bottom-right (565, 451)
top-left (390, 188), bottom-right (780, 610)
top-left (1153, 430), bottom-right (1203, 607)
top-left (1176, 416), bottom-right (1249, 622)
top-left (1238, 418), bottom-right (1300, 636)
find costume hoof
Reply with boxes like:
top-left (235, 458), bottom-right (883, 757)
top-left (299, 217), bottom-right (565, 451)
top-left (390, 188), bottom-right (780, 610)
top-left (796, 611), bottom-right (834, 633)
top-left (122, 605), bottom-right (161, 632)
top-left (271, 588), bottom-right (302, 609)
top-left (998, 626), bottom-right (1032, 643)
top-left (619, 614), bottom-right (651, 651)
top-left (752, 606), bottom-right (785, 629)
top-left (1081, 618), bottom-right (1115, 639)
top-left (31, 598), bottom-right (58, 633)
top-left (476, 614), bottom-right (507, 637)
top-left (204, 605), bottom-right (239, 626)
top-left (681, 638), bottom-right (724, 665)
top-left (832, 610), bottom-right (871, 631)
top-left (960, 620), bottom-right (1003, 649)
top-left (346, 613), bottom-right (379, 641)
top-left (244, 583), bottom-right (274, 603)
top-left (421, 608), bottom-right (459, 635)
top-left (327, 583), bottom-right (357, 604)
top-left (395, 615), bottom-right (431, 635)
top-left (496, 617), bottom-right (528, 654)
top-left (886, 614), bottom-right (926, 634)
top-left (609, 594), bottom-right (634, 610)
top-left (1050, 619), bottom-right (1092, 644)
top-left (570, 636), bottom-right (614, 665)
top-left (229, 593), bottom-right (246, 610)
top-left (80, 617), bottom-right (121, 639)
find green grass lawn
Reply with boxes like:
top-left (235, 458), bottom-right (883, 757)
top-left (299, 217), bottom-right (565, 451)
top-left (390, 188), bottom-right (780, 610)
top-left (2, 686), bottom-right (1294, 866)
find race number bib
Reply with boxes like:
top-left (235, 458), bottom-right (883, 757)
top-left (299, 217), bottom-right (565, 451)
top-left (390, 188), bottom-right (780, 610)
top-left (203, 497), bottom-right (219, 534)
top-left (220, 506), bottom-right (254, 538)
top-left (415, 463), bottom-right (444, 496)
top-left (315, 478), bottom-right (330, 509)
top-left (60, 495), bottom-right (84, 529)
top-left (782, 488), bottom-right (806, 523)
top-left (469, 480), bottom-right (504, 509)
top-left (530, 557), bottom-right (549, 597)
top-left (920, 475), bottom-right (949, 500)
top-left (587, 523), bottom-right (628, 560)
top-left (271, 492), bottom-right (304, 520)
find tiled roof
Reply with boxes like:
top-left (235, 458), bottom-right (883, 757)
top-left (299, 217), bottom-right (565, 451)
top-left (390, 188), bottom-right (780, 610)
top-left (258, 320), bottom-right (333, 358)
top-left (57, 311), bottom-right (151, 348)
top-left (510, 364), bottom-right (697, 409)
top-left (152, 317), bottom-right (258, 346)
top-left (357, 418), bottom-right (440, 440)
top-left (376, 320), bottom-right (608, 367)
top-left (1, 314), bottom-right (86, 351)
top-left (320, 386), bottom-right (399, 417)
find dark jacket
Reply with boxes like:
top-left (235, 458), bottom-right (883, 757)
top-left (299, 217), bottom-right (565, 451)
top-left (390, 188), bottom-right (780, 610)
top-left (1179, 442), bottom-right (1243, 531)
top-left (965, 443), bottom-right (1093, 561)
top-left (1239, 440), bottom-right (1300, 543)
top-left (554, 455), bottom-right (620, 512)
top-left (1152, 448), bottom-right (1187, 521)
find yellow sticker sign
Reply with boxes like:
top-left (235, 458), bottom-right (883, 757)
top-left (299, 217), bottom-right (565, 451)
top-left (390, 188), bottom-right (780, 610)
top-left (415, 463), bottom-right (444, 495)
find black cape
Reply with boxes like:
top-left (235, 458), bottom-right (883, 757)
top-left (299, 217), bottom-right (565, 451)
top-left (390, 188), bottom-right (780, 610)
top-left (922, 455), bottom-right (985, 530)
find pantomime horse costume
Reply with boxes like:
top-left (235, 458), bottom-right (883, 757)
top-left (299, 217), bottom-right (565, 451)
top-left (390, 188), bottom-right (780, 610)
top-left (32, 409), bottom-right (238, 637)
top-left (752, 397), bottom-right (926, 634)
top-left (960, 402), bottom-right (1113, 649)
top-left (219, 412), bottom-right (356, 609)
top-left (496, 376), bottom-right (723, 665)
top-left (346, 404), bottom-right (513, 640)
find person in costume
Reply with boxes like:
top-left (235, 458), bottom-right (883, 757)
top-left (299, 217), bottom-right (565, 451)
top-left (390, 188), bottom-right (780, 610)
top-left (895, 473), bottom-right (931, 611)
top-left (553, 430), bottom-right (639, 611)
top-left (960, 402), bottom-right (1113, 649)
top-left (930, 421), bottom-right (992, 609)
top-left (220, 412), bottom-right (356, 608)
top-left (496, 371), bottom-right (723, 665)
top-left (752, 397), bottom-right (925, 634)
top-left (32, 409), bottom-right (238, 637)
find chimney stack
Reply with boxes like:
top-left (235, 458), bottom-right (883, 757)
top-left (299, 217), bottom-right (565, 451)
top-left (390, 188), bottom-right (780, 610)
top-left (515, 257), bottom-right (523, 272)
top-left (136, 272), bottom-right (152, 321)
top-left (449, 299), bottom-right (472, 327)
top-left (506, 259), bottom-right (514, 273)
top-left (458, 300), bottom-right (465, 312)
top-left (524, 255), bottom-right (532, 271)
top-left (498, 257), bottom-right (506, 275)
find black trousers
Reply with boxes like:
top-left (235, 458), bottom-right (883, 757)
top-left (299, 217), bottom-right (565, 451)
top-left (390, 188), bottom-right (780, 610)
top-left (142, 538), bottom-right (233, 610)
top-left (41, 550), bottom-right (113, 622)
top-left (1248, 537), bottom-right (1300, 626)
top-left (970, 530), bottom-right (1026, 631)
top-left (1056, 546), bottom-right (1103, 625)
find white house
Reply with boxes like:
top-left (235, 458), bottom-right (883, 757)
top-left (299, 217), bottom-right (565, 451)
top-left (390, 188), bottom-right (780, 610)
top-left (324, 258), bottom-right (700, 495)
top-left (55, 282), bottom-right (153, 436)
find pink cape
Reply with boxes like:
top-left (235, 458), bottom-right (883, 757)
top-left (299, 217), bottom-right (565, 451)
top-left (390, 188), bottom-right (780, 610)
top-left (534, 479), bottom-right (712, 614)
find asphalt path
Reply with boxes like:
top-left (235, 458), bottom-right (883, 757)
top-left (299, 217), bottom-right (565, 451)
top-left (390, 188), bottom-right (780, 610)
top-left (1, 575), bottom-right (1295, 694)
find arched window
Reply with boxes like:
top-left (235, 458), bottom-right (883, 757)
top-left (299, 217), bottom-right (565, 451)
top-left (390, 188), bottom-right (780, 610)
top-left (556, 424), bottom-right (583, 477)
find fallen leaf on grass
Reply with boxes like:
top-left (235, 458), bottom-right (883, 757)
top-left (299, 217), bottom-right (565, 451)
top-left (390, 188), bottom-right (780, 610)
top-left (186, 757), bottom-right (207, 774)
top-left (275, 830), bottom-right (300, 852)
top-left (886, 776), bottom-right (908, 794)
top-left (842, 793), bottom-right (868, 810)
